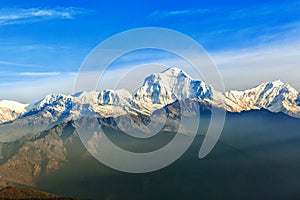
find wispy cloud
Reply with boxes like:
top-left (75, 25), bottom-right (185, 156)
top-left (0, 61), bottom-right (41, 67)
top-left (19, 72), bottom-right (61, 77)
top-left (149, 8), bottom-right (209, 18)
top-left (0, 7), bottom-right (91, 25)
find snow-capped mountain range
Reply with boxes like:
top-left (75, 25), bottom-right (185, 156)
top-left (1, 67), bottom-right (299, 129)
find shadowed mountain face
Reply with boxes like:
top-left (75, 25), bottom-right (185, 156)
top-left (0, 120), bottom-right (79, 187)
top-left (0, 105), bottom-right (300, 199)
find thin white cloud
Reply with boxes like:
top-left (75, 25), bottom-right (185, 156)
top-left (19, 72), bottom-right (61, 77)
top-left (0, 61), bottom-right (41, 67)
top-left (0, 7), bottom-right (91, 25)
top-left (149, 8), bottom-right (209, 18)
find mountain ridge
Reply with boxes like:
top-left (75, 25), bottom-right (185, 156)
top-left (0, 67), bottom-right (299, 128)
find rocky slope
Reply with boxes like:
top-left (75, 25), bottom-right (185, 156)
top-left (0, 121), bottom-right (78, 187)
top-left (0, 186), bottom-right (78, 199)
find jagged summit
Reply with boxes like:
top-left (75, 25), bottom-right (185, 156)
top-left (225, 79), bottom-right (300, 118)
top-left (269, 79), bottom-right (285, 86)
top-left (134, 67), bottom-right (212, 113)
top-left (161, 67), bottom-right (191, 78)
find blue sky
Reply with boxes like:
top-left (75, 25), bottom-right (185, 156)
top-left (1, 0), bottom-right (300, 102)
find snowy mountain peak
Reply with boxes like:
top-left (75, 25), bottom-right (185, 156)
top-left (161, 67), bottom-right (191, 79)
top-left (27, 94), bottom-right (72, 111)
top-left (142, 67), bottom-right (192, 87)
top-left (72, 91), bottom-right (98, 104)
top-left (133, 67), bottom-right (213, 113)
top-left (0, 100), bottom-right (28, 113)
top-left (270, 79), bottom-right (285, 87)
top-left (0, 100), bottom-right (29, 124)
top-left (258, 80), bottom-right (298, 92)
top-left (226, 79), bottom-right (300, 118)
top-left (256, 80), bottom-right (299, 99)
top-left (98, 89), bottom-right (132, 106)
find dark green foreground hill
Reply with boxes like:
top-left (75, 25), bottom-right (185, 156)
top-left (0, 186), bottom-right (79, 200)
